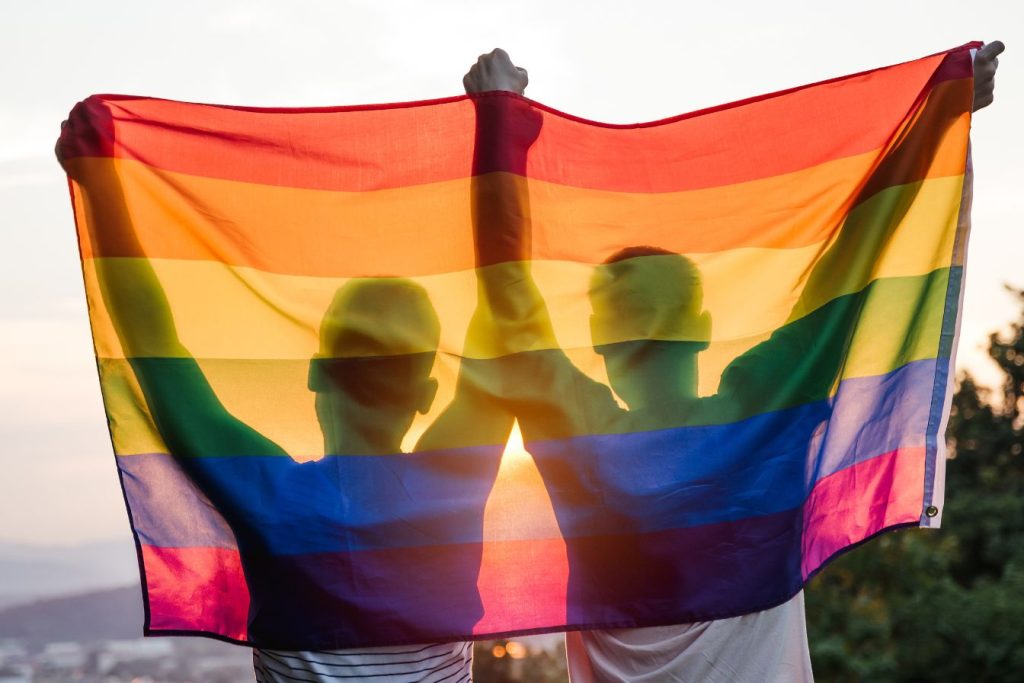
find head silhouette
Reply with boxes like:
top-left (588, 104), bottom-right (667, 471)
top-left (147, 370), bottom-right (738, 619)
top-left (588, 246), bottom-right (711, 410)
top-left (308, 278), bottom-right (441, 455)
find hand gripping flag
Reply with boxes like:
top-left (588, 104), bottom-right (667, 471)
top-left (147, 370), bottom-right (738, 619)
top-left (61, 43), bottom-right (977, 649)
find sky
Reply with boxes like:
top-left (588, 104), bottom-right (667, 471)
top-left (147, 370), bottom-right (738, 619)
top-left (1, 0), bottom-right (1020, 546)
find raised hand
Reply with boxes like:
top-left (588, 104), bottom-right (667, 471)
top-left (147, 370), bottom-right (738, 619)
top-left (463, 48), bottom-right (529, 95)
top-left (973, 41), bottom-right (1004, 112)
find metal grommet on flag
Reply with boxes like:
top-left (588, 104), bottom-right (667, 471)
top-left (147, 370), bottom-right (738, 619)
top-left (925, 505), bottom-right (940, 518)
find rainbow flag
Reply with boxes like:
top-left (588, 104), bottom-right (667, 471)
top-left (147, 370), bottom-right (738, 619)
top-left (61, 43), bottom-right (977, 649)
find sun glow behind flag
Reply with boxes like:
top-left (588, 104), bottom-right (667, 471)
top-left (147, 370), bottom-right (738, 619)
top-left (61, 43), bottom-right (977, 649)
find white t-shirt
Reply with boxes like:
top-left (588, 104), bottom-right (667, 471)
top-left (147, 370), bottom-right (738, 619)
top-left (565, 591), bottom-right (814, 683)
top-left (253, 641), bottom-right (473, 683)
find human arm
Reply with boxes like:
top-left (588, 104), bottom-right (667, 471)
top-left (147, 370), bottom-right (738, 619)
top-left (416, 49), bottom-right (528, 452)
top-left (418, 50), bottom-right (614, 448)
top-left (720, 43), bottom-right (1001, 414)
top-left (57, 103), bottom-right (284, 458)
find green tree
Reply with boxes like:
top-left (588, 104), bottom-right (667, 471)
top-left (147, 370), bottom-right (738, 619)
top-left (807, 289), bottom-right (1024, 682)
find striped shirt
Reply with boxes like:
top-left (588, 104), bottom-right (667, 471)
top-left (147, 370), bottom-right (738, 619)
top-left (253, 641), bottom-right (473, 682)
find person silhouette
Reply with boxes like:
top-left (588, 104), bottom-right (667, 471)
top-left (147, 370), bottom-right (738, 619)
top-left (447, 44), bottom-right (1000, 682)
top-left (58, 112), bottom-right (504, 681)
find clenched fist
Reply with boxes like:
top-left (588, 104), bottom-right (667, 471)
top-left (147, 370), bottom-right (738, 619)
top-left (973, 41), bottom-right (1004, 112)
top-left (463, 48), bottom-right (529, 95)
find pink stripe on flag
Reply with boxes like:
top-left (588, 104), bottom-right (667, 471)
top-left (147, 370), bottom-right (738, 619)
top-left (802, 447), bottom-right (926, 579)
top-left (142, 544), bottom-right (249, 641)
top-left (473, 537), bottom-right (569, 635)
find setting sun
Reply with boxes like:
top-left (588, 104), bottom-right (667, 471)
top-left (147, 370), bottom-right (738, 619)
top-left (474, 421), bottom-right (569, 634)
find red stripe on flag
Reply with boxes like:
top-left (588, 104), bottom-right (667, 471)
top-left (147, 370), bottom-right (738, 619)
top-left (57, 49), bottom-right (972, 193)
top-left (141, 544), bottom-right (249, 641)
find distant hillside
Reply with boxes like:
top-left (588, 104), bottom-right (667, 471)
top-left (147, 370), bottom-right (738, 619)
top-left (0, 584), bottom-right (564, 656)
top-left (0, 584), bottom-right (143, 645)
top-left (0, 538), bottom-right (139, 607)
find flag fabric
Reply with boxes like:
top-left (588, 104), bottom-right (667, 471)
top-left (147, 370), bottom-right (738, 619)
top-left (61, 43), bottom-right (977, 649)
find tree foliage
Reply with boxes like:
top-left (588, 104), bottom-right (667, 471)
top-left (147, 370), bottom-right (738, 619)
top-left (806, 289), bottom-right (1024, 681)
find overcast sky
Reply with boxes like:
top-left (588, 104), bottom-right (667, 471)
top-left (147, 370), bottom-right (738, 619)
top-left (1, 0), bottom-right (1020, 545)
